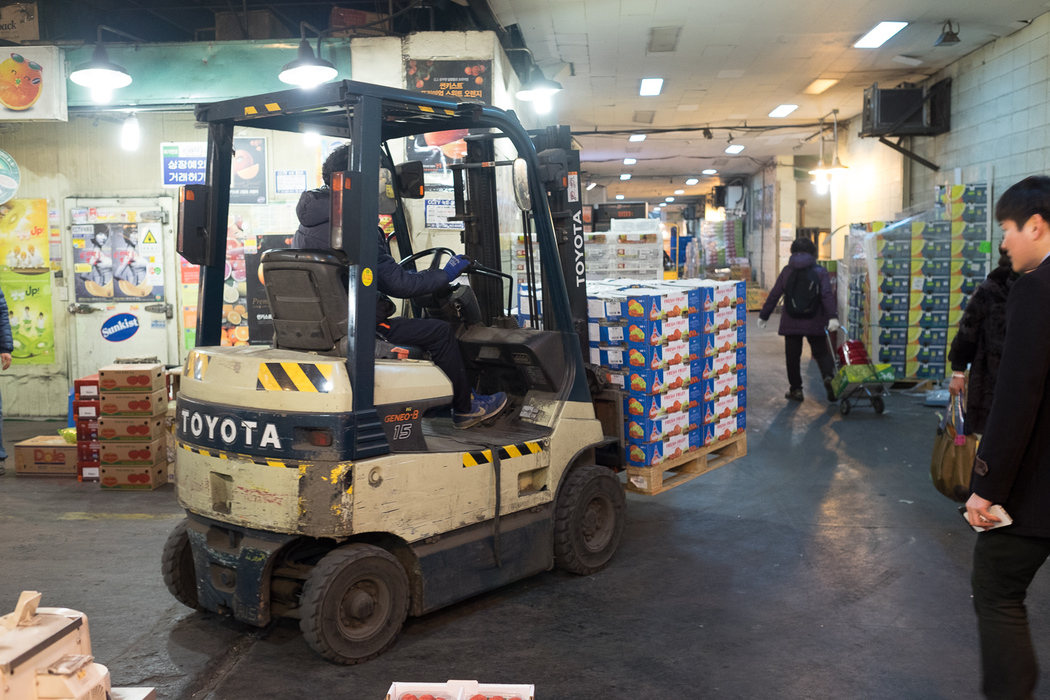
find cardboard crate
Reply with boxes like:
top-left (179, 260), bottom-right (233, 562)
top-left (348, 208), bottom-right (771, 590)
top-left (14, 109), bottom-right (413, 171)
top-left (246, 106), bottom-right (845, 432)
top-left (74, 374), bottom-right (99, 399)
top-left (98, 438), bottom-right (167, 466)
top-left (100, 463), bottom-right (168, 491)
top-left (98, 363), bottom-right (165, 393)
top-left (15, 435), bottom-right (77, 476)
top-left (98, 416), bottom-right (165, 442)
top-left (100, 389), bottom-right (167, 417)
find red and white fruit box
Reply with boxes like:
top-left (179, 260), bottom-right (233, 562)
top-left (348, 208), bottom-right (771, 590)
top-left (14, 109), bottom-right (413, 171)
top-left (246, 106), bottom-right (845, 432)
top-left (100, 389), bottom-right (168, 417)
top-left (72, 399), bottom-right (100, 420)
top-left (385, 680), bottom-right (534, 700)
top-left (98, 438), bottom-right (166, 466)
top-left (100, 463), bottom-right (168, 491)
top-left (98, 416), bottom-right (165, 442)
top-left (74, 373), bottom-right (100, 399)
top-left (98, 363), bottom-right (165, 393)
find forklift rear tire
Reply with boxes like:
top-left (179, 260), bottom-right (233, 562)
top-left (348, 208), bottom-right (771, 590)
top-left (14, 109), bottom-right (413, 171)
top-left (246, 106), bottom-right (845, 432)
top-left (161, 519), bottom-right (200, 610)
top-left (554, 464), bottom-right (626, 575)
top-left (299, 544), bottom-right (409, 664)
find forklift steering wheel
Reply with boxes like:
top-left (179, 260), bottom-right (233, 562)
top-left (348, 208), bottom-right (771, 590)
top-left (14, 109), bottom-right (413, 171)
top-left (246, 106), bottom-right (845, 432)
top-left (397, 247), bottom-right (458, 272)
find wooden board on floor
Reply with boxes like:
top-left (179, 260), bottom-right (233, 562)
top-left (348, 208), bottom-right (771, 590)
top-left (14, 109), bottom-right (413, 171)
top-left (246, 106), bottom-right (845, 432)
top-left (625, 432), bottom-right (747, 496)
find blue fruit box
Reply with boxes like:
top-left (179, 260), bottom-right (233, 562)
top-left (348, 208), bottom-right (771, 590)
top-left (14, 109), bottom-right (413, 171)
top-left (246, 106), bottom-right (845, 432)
top-left (625, 410), bottom-right (697, 444)
top-left (624, 387), bottom-right (691, 421)
top-left (625, 431), bottom-right (693, 467)
top-left (625, 362), bottom-right (693, 395)
top-left (587, 320), bottom-right (628, 345)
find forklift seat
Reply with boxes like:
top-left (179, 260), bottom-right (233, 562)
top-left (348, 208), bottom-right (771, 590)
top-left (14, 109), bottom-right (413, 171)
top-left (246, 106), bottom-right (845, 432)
top-left (261, 248), bottom-right (350, 354)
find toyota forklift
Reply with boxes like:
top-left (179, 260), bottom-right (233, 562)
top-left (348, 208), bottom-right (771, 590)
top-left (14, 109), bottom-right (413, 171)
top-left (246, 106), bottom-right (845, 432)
top-left (163, 80), bottom-right (626, 664)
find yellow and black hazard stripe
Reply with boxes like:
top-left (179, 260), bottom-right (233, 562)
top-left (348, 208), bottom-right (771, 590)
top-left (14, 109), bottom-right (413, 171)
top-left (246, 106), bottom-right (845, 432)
top-left (243, 102), bottom-right (282, 116)
top-left (462, 440), bottom-right (544, 468)
top-left (179, 441), bottom-right (296, 468)
top-left (256, 362), bottom-right (334, 392)
top-left (417, 105), bottom-right (456, 116)
top-left (187, 350), bottom-right (209, 381)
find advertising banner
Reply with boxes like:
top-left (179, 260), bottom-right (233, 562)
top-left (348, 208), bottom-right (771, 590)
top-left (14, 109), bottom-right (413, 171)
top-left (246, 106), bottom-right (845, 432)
top-left (0, 46), bottom-right (66, 122)
top-left (0, 198), bottom-right (47, 271)
top-left (231, 137), bottom-right (267, 204)
top-left (1, 270), bottom-right (53, 364)
top-left (245, 233), bottom-right (288, 344)
top-left (161, 142), bottom-right (207, 187)
top-left (405, 59), bottom-right (491, 171)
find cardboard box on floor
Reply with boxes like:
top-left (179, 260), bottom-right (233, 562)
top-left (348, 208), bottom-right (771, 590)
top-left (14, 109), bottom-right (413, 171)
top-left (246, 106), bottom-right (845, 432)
top-left (15, 435), bottom-right (78, 476)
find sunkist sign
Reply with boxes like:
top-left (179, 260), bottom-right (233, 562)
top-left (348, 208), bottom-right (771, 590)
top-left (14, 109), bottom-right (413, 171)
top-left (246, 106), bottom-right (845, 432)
top-left (101, 313), bottom-right (140, 342)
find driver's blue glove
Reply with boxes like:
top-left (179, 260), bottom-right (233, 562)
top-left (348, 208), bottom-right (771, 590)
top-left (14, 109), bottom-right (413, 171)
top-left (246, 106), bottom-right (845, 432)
top-left (443, 254), bottom-right (472, 282)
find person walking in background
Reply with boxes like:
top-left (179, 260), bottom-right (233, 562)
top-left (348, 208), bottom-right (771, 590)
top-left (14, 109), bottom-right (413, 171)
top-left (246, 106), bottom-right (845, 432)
top-left (947, 248), bottom-right (1019, 436)
top-left (0, 285), bottom-right (12, 476)
top-left (965, 175), bottom-right (1050, 699)
top-left (757, 237), bottom-right (839, 403)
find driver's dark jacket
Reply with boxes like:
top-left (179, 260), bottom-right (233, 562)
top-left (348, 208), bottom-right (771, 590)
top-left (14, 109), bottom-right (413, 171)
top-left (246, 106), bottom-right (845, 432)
top-left (293, 188), bottom-right (448, 323)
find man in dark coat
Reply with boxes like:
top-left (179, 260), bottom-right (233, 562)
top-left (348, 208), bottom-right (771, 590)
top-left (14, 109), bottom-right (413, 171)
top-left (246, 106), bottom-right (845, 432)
top-left (965, 175), bottom-right (1050, 699)
top-left (0, 285), bottom-right (11, 476)
top-left (293, 145), bottom-right (507, 430)
top-left (757, 237), bottom-right (839, 402)
top-left (948, 250), bottom-right (1019, 435)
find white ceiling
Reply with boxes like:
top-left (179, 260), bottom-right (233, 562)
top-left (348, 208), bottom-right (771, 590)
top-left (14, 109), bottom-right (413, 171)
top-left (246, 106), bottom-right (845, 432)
top-left (488, 0), bottom-right (1050, 202)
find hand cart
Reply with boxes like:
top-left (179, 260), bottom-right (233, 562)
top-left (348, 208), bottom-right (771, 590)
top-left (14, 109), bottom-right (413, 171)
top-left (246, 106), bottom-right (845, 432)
top-left (826, 327), bottom-right (891, 415)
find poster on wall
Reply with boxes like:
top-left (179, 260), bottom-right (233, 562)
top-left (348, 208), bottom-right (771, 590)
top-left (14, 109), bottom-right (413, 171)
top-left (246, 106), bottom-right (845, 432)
top-left (0, 46), bottom-right (67, 122)
top-left (405, 59), bottom-right (491, 171)
top-left (111, 222), bottom-right (164, 301)
top-left (0, 199), bottom-right (47, 271)
top-left (231, 137), bottom-right (267, 204)
top-left (0, 149), bottom-right (19, 205)
top-left (1, 270), bottom-right (53, 365)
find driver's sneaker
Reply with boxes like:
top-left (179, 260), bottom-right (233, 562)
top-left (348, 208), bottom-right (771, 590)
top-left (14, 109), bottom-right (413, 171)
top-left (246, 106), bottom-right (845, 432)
top-left (454, 391), bottom-right (508, 429)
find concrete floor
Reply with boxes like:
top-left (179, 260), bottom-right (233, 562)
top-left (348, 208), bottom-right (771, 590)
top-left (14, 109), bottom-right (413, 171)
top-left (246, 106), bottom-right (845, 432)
top-left (2, 314), bottom-right (1047, 699)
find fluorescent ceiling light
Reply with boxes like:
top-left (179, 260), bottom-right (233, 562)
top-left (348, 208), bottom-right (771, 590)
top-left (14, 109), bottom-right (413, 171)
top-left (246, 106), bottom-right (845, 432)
top-left (639, 78), bottom-right (664, 96)
top-left (665, 197), bottom-right (675, 202)
top-left (629, 134), bottom-right (646, 142)
top-left (620, 173), bottom-right (631, 180)
top-left (804, 78), bottom-right (838, 95)
top-left (615, 194), bottom-right (625, 200)
top-left (623, 157), bottom-right (637, 165)
top-left (674, 189), bottom-right (684, 195)
top-left (685, 178), bottom-right (699, 185)
top-left (725, 144), bottom-right (745, 154)
top-left (701, 169), bottom-right (717, 175)
top-left (586, 182), bottom-right (597, 191)
top-left (768, 104), bottom-right (798, 118)
top-left (854, 21), bottom-right (908, 49)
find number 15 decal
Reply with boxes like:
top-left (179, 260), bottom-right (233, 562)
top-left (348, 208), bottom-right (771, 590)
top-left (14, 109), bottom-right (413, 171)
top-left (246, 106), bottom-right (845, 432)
top-left (392, 423), bottom-right (412, 440)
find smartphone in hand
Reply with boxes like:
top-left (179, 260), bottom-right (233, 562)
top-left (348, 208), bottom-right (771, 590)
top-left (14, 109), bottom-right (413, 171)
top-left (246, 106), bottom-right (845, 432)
top-left (959, 505), bottom-right (1013, 533)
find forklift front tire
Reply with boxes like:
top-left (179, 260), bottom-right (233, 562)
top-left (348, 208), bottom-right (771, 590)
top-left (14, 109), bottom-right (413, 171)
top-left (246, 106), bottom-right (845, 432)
top-left (161, 519), bottom-right (201, 610)
top-left (554, 464), bottom-right (626, 576)
top-left (299, 544), bottom-right (410, 664)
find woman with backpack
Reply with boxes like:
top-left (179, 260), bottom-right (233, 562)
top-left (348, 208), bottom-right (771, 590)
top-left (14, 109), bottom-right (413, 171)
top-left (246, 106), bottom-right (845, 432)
top-left (757, 237), bottom-right (839, 402)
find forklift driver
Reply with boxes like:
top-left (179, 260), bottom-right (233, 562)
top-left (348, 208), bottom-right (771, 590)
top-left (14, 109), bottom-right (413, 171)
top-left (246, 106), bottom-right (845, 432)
top-left (292, 145), bottom-right (508, 429)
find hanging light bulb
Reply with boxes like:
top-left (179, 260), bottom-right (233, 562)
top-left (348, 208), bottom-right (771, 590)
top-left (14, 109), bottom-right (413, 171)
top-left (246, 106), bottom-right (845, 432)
top-left (90, 87), bottom-right (113, 105)
top-left (303, 129), bottom-right (321, 146)
top-left (533, 93), bottom-right (553, 115)
top-left (279, 26), bottom-right (338, 89)
top-left (120, 114), bottom-right (140, 151)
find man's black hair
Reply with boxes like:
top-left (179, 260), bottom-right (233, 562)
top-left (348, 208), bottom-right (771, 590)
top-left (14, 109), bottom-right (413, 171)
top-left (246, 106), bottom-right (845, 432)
top-left (790, 237), bottom-right (817, 256)
top-left (995, 175), bottom-right (1050, 225)
top-left (321, 144), bottom-right (350, 188)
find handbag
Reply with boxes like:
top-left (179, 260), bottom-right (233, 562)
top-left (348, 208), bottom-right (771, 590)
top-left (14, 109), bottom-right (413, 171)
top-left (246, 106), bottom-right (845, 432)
top-left (930, 395), bottom-right (979, 502)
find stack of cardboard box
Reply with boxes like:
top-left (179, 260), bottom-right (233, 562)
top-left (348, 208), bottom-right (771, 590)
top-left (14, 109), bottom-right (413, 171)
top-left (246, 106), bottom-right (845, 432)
top-left (97, 363), bottom-right (169, 490)
top-left (586, 279), bottom-right (747, 467)
top-left (72, 374), bottom-right (101, 481)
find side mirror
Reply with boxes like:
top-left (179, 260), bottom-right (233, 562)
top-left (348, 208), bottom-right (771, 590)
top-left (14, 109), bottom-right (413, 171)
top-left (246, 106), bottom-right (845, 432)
top-left (177, 184), bottom-right (212, 265)
top-left (512, 158), bottom-right (531, 212)
top-left (395, 160), bottom-right (425, 199)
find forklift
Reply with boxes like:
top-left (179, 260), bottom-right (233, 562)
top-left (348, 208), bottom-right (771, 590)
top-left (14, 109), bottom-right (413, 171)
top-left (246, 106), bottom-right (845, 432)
top-left (163, 80), bottom-right (627, 664)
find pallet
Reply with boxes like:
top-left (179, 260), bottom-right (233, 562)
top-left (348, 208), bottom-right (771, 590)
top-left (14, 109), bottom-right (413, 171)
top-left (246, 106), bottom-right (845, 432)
top-left (625, 432), bottom-right (747, 496)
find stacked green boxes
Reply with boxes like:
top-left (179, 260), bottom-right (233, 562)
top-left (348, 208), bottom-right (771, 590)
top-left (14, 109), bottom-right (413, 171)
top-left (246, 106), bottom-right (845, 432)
top-left (865, 183), bottom-right (992, 381)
